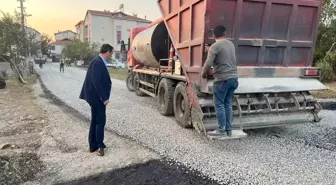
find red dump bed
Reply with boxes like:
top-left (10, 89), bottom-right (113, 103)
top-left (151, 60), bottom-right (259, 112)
top-left (158, 0), bottom-right (322, 82)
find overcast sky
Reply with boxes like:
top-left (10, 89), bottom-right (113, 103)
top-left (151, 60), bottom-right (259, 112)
top-left (2, 0), bottom-right (161, 38)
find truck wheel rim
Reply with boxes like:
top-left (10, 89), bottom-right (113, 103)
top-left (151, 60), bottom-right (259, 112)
top-left (159, 87), bottom-right (165, 108)
top-left (176, 93), bottom-right (185, 118)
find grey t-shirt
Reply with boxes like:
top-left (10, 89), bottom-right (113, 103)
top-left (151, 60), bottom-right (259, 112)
top-left (202, 39), bottom-right (238, 82)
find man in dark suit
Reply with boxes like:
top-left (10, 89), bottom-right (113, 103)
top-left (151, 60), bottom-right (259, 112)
top-left (79, 44), bottom-right (113, 156)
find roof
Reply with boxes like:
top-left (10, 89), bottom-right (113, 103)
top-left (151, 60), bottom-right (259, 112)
top-left (85, 10), bottom-right (152, 23)
top-left (25, 26), bottom-right (40, 35)
top-left (50, 40), bottom-right (72, 46)
top-left (75, 20), bottom-right (84, 26)
top-left (54, 30), bottom-right (77, 35)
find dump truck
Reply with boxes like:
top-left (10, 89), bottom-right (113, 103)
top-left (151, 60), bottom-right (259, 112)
top-left (123, 0), bottom-right (327, 137)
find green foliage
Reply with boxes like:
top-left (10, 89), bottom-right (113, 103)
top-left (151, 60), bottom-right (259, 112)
top-left (62, 39), bottom-right (99, 61)
top-left (40, 33), bottom-right (52, 55)
top-left (0, 11), bottom-right (25, 56)
top-left (314, 0), bottom-right (336, 82)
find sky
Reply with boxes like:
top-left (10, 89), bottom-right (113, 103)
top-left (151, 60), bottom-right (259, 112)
top-left (1, 0), bottom-right (161, 39)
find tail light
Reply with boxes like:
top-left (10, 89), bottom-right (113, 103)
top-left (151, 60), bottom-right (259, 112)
top-left (303, 68), bottom-right (320, 77)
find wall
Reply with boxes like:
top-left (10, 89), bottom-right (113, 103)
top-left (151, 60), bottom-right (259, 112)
top-left (91, 15), bottom-right (114, 46)
top-left (50, 45), bottom-right (65, 55)
top-left (55, 31), bottom-right (76, 40)
top-left (76, 24), bottom-right (84, 41)
top-left (113, 19), bottom-right (150, 59)
top-left (84, 14), bottom-right (92, 41)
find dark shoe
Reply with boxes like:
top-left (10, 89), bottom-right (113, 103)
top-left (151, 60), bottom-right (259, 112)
top-left (89, 147), bottom-right (98, 153)
top-left (97, 148), bottom-right (104, 156)
top-left (226, 130), bottom-right (232, 137)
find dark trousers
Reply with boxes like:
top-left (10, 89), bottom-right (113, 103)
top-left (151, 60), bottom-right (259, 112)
top-left (89, 101), bottom-right (106, 149)
top-left (60, 64), bottom-right (64, 73)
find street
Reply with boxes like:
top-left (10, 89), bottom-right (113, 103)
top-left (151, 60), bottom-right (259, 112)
top-left (36, 63), bottom-right (336, 185)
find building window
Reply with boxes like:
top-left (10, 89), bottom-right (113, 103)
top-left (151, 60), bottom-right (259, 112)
top-left (116, 25), bottom-right (122, 44)
top-left (117, 31), bottom-right (121, 44)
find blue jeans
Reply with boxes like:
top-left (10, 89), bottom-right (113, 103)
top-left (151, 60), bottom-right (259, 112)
top-left (213, 78), bottom-right (239, 132)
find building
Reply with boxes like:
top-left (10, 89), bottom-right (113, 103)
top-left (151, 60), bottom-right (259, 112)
top-left (75, 21), bottom-right (85, 41)
top-left (25, 26), bottom-right (41, 43)
top-left (76, 10), bottom-right (151, 60)
top-left (24, 26), bottom-right (42, 58)
top-left (50, 30), bottom-right (75, 62)
top-left (50, 40), bottom-right (72, 62)
top-left (54, 30), bottom-right (76, 41)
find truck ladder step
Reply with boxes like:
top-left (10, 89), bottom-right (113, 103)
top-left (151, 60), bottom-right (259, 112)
top-left (207, 130), bottom-right (247, 140)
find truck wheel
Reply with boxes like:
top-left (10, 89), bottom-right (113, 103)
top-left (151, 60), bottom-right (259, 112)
top-left (173, 82), bottom-right (192, 128)
top-left (158, 78), bottom-right (175, 116)
top-left (126, 73), bottom-right (135, 92)
top-left (133, 74), bottom-right (145, 96)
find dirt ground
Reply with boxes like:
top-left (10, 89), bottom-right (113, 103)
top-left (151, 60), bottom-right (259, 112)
top-left (0, 76), bottom-right (46, 185)
top-left (311, 82), bottom-right (336, 99)
top-left (0, 75), bottom-right (219, 185)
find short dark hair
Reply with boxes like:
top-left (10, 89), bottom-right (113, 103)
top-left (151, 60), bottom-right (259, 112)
top-left (213, 25), bottom-right (226, 38)
top-left (100, 44), bottom-right (114, 54)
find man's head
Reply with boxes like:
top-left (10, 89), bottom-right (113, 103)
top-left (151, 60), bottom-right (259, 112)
top-left (100, 44), bottom-right (114, 60)
top-left (212, 25), bottom-right (226, 39)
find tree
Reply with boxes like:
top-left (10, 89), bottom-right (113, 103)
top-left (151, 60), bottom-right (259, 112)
top-left (40, 33), bottom-right (52, 55)
top-left (314, 0), bottom-right (336, 82)
top-left (62, 39), bottom-right (99, 63)
top-left (0, 10), bottom-right (35, 83)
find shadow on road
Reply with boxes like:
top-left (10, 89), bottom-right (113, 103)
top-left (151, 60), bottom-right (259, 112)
top-left (55, 159), bottom-right (220, 185)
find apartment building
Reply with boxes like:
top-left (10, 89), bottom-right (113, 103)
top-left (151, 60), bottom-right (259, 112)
top-left (75, 10), bottom-right (151, 60)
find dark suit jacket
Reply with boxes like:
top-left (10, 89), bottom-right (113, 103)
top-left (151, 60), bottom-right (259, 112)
top-left (80, 56), bottom-right (112, 105)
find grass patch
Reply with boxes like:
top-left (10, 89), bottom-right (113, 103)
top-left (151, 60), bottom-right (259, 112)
top-left (6, 74), bottom-right (37, 86)
top-left (311, 82), bottom-right (336, 99)
top-left (108, 68), bottom-right (128, 81)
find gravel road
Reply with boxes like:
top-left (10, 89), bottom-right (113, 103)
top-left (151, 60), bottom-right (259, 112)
top-left (36, 63), bottom-right (336, 185)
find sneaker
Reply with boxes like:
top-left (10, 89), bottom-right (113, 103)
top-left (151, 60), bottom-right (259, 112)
top-left (208, 129), bottom-right (226, 136)
top-left (226, 130), bottom-right (232, 137)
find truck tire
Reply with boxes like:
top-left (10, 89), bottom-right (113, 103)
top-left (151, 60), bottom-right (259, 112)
top-left (173, 82), bottom-right (192, 128)
top-left (133, 74), bottom-right (145, 96)
top-left (0, 79), bottom-right (6, 89)
top-left (158, 78), bottom-right (175, 116)
top-left (126, 73), bottom-right (135, 92)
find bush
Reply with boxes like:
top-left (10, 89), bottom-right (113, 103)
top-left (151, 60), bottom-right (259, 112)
top-left (317, 51), bottom-right (336, 82)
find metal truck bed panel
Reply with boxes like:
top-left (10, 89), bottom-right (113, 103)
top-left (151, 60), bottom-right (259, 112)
top-left (202, 111), bottom-right (316, 130)
top-left (157, 0), bottom-right (322, 84)
top-left (204, 77), bottom-right (327, 94)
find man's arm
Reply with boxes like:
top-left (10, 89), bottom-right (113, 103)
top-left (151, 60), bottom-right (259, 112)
top-left (202, 46), bottom-right (217, 78)
top-left (91, 62), bottom-right (108, 103)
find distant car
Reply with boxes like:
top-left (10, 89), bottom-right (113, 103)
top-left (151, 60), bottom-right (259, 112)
top-left (106, 59), bottom-right (125, 69)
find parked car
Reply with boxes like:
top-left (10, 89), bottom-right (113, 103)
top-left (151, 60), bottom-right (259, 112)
top-left (106, 59), bottom-right (125, 69)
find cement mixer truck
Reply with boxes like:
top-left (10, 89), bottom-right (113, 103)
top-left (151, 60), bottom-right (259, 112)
top-left (122, 0), bottom-right (327, 137)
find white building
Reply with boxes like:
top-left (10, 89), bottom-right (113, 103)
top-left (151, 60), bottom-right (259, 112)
top-left (54, 30), bottom-right (76, 41)
top-left (75, 20), bottom-right (85, 41)
top-left (50, 40), bottom-right (72, 62)
top-left (76, 10), bottom-right (151, 60)
top-left (25, 26), bottom-right (41, 43)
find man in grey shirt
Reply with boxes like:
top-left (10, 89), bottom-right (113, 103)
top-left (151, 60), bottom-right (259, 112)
top-left (202, 25), bottom-right (239, 136)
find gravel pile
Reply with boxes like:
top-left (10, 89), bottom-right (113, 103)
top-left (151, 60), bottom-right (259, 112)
top-left (36, 63), bottom-right (336, 185)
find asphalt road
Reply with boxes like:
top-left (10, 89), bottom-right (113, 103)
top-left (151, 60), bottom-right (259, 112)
top-left (35, 63), bottom-right (336, 185)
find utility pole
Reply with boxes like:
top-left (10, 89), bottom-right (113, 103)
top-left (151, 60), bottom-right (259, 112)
top-left (17, 0), bottom-right (31, 58)
top-left (19, 0), bottom-right (25, 32)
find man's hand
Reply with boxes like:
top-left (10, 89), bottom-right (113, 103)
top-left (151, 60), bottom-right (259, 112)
top-left (204, 45), bottom-right (210, 52)
top-left (104, 100), bottom-right (109, 105)
top-left (202, 73), bottom-right (207, 79)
